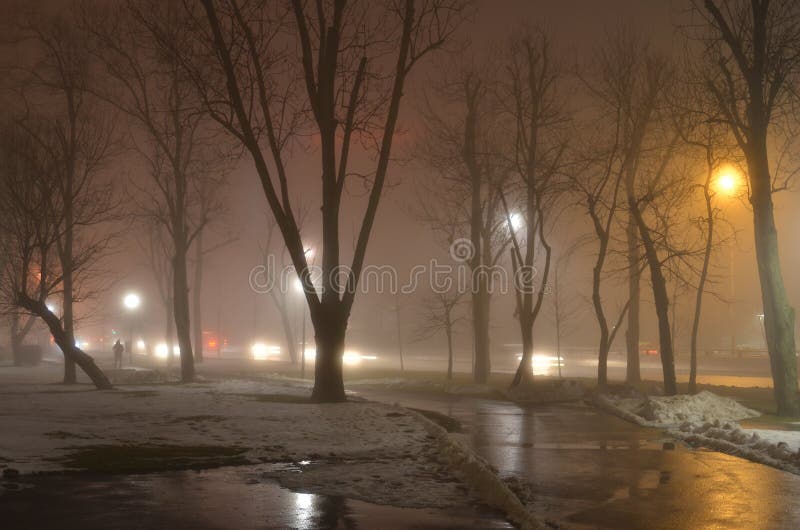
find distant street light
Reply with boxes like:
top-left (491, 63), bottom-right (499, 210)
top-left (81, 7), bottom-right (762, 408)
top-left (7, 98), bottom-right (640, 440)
top-left (123, 292), bottom-right (142, 310)
top-left (122, 292), bottom-right (142, 363)
top-left (508, 212), bottom-right (524, 232)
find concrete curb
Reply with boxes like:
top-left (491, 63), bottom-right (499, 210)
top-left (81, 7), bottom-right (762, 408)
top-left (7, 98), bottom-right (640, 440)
top-left (408, 409), bottom-right (546, 530)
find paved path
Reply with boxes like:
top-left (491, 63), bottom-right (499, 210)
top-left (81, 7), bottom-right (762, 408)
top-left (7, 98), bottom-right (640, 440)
top-left (354, 388), bottom-right (800, 529)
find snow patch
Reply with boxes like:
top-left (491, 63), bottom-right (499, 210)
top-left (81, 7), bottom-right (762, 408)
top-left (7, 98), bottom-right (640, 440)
top-left (670, 422), bottom-right (800, 474)
top-left (599, 391), bottom-right (760, 426)
top-left (0, 378), bottom-right (482, 510)
top-left (594, 390), bottom-right (800, 475)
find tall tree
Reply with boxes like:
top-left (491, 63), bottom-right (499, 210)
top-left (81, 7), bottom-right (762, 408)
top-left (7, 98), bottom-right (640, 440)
top-left (415, 290), bottom-right (465, 380)
top-left (9, 9), bottom-right (118, 384)
top-left (594, 29), bottom-right (679, 394)
top-left (499, 30), bottom-right (566, 389)
top-left (88, 1), bottom-right (229, 382)
top-left (190, 0), bottom-right (465, 401)
top-left (573, 34), bottom-right (636, 387)
top-left (416, 62), bottom-right (510, 384)
top-left (0, 120), bottom-right (111, 389)
top-left (698, 0), bottom-right (800, 415)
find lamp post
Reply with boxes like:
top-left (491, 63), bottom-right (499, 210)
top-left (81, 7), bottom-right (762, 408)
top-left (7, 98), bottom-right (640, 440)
top-left (123, 292), bottom-right (141, 363)
top-left (714, 165), bottom-right (742, 358)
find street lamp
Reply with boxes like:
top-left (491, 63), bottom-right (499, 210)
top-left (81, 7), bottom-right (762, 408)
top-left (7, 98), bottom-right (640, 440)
top-left (123, 292), bottom-right (141, 310)
top-left (507, 212), bottom-right (524, 232)
top-left (714, 164), bottom-right (743, 357)
top-left (122, 292), bottom-right (141, 363)
top-left (715, 165), bottom-right (742, 197)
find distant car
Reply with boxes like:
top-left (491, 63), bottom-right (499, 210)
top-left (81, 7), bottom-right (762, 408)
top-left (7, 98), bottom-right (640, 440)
top-left (640, 343), bottom-right (659, 356)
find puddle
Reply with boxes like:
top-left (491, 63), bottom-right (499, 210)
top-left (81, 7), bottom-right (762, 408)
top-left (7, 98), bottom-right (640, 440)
top-left (0, 466), bottom-right (512, 529)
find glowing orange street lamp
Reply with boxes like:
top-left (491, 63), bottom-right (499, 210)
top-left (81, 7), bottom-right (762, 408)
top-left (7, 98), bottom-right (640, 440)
top-left (715, 165), bottom-right (742, 197)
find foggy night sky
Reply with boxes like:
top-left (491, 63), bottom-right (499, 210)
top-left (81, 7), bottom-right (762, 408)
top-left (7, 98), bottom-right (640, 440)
top-left (4, 0), bottom-right (797, 362)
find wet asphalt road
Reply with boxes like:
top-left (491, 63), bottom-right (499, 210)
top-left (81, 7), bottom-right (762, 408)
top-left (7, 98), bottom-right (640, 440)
top-left (353, 388), bottom-right (800, 530)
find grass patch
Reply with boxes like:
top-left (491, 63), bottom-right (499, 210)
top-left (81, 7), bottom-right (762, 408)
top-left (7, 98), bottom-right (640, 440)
top-left (115, 390), bottom-right (160, 398)
top-left (683, 383), bottom-right (778, 414)
top-left (57, 444), bottom-right (249, 473)
top-left (44, 431), bottom-right (96, 440)
top-left (740, 415), bottom-right (800, 431)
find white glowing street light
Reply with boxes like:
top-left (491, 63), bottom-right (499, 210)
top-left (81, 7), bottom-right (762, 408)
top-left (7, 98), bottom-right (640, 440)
top-left (123, 292), bottom-right (142, 310)
top-left (122, 292), bottom-right (142, 363)
top-left (508, 212), bottom-right (524, 232)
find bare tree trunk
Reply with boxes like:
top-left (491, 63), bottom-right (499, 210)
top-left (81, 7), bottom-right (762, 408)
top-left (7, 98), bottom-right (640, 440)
top-left (18, 295), bottom-right (111, 389)
top-left (165, 295), bottom-right (174, 367)
top-left (192, 230), bottom-right (204, 363)
top-left (10, 315), bottom-right (22, 366)
top-left (311, 308), bottom-right (346, 403)
top-left (593, 246), bottom-right (611, 386)
top-left (472, 289), bottom-right (491, 383)
top-left (749, 144), bottom-right (799, 415)
top-left (690, 182), bottom-right (713, 394)
top-left (630, 205), bottom-right (677, 395)
top-left (512, 314), bottom-right (534, 387)
top-left (278, 305), bottom-right (298, 364)
top-left (172, 244), bottom-right (195, 383)
top-left (555, 311), bottom-right (563, 378)
top-left (625, 213), bottom-right (641, 384)
top-left (62, 266), bottom-right (77, 383)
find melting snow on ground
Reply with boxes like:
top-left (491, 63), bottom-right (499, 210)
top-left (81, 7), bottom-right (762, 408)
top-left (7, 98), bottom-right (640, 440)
top-left (596, 390), bottom-right (800, 475)
top-left (0, 377), bottom-right (478, 509)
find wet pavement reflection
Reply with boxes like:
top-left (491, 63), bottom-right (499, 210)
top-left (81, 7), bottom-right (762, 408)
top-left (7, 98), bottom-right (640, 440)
top-left (356, 389), bottom-right (800, 529)
top-left (0, 466), bottom-right (512, 529)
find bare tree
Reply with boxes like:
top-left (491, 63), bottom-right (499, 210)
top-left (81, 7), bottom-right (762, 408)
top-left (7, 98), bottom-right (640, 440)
top-left (187, 0), bottom-right (466, 401)
top-left (693, 0), bottom-right (800, 415)
top-left (8, 9), bottom-right (118, 384)
top-left (672, 82), bottom-right (737, 393)
top-left (572, 35), bottom-right (637, 386)
top-left (261, 217), bottom-right (307, 366)
top-left (547, 248), bottom-right (585, 379)
top-left (416, 60), bottom-right (511, 384)
top-left (0, 120), bottom-right (111, 389)
top-left (87, 1), bottom-right (230, 382)
top-left (415, 290), bottom-right (466, 380)
top-left (139, 220), bottom-right (177, 365)
top-left (498, 30), bottom-right (567, 389)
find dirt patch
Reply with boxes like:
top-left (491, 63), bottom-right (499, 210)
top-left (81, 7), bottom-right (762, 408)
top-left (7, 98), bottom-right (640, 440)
top-left (227, 393), bottom-right (312, 404)
top-left (56, 444), bottom-right (249, 473)
top-left (167, 415), bottom-right (227, 424)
